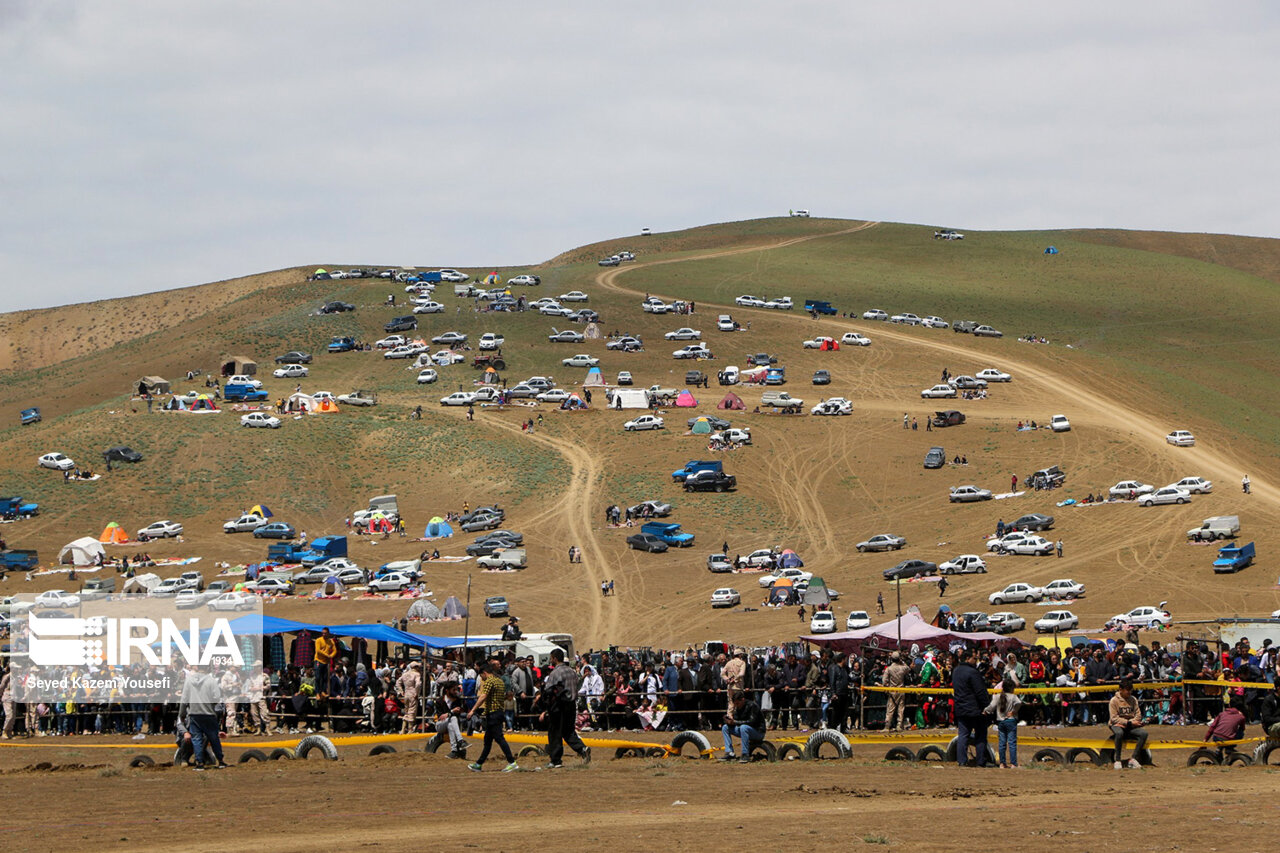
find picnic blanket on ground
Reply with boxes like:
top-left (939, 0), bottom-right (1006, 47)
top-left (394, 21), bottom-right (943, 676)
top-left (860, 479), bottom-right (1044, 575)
top-left (34, 566), bottom-right (103, 576)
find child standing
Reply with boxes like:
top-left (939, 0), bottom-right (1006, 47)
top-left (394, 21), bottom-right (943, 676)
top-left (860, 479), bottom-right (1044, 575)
top-left (987, 678), bottom-right (1022, 768)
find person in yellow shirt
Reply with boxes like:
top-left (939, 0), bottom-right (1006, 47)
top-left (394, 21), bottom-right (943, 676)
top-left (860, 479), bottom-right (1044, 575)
top-left (314, 628), bottom-right (338, 697)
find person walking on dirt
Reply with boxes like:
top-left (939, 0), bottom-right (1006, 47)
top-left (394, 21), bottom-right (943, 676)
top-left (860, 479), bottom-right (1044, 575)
top-left (1011, 474), bottom-right (1018, 491)
top-left (1056, 540), bottom-right (1064, 558)
top-left (903, 413), bottom-right (909, 429)
top-left (938, 577), bottom-right (949, 597)
top-left (468, 657), bottom-right (518, 772)
top-left (876, 592), bottom-right (885, 615)
top-left (539, 648), bottom-right (591, 768)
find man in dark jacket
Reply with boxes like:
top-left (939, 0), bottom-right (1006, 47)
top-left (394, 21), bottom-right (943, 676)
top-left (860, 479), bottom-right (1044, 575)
top-left (828, 652), bottom-right (851, 733)
top-left (1260, 682), bottom-right (1280, 739)
top-left (952, 648), bottom-right (992, 767)
top-left (539, 649), bottom-right (591, 768)
top-left (721, 690), bottom-right (766, 763)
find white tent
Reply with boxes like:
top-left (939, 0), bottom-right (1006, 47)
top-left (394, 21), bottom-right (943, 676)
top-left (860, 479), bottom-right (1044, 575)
top-left (122, 573), bottom-right (162, 594)
top-left (406, 599), bottom-right (442, 621)
top-left (58, 536), bottom-right (105, 566)
top-left (610, 388), bottom-right (649, 409)
top-left (289, 392), bottom-right (318, 413)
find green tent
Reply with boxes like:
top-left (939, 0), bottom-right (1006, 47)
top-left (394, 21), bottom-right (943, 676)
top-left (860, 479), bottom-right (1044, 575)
top-left (691, 417), bottom-right (712, 435)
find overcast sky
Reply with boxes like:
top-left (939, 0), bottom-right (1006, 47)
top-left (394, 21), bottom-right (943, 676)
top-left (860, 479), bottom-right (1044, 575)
top-left (2, 2), bottom-right (1277, 311)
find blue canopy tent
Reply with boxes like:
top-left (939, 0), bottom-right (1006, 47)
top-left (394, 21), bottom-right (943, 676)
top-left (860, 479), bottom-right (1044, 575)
top-left (424, 516), bottom-right (454, 538)
top-left (1044, 246), bottom-right (1059, 255)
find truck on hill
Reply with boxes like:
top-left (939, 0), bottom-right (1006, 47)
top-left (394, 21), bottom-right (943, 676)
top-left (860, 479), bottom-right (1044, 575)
top-left (761, 390), bottom-right (804, 410)
top-left (1187, 515), bottom-right (1240, 542)
top-left (267, 542), bottom-right (309, 564)
top-left (641, 521), bottom-right (695, 548)
top-left (0, 497), bottom-right (38, 519)
top-left (0, 549), bottom-right (39, 572)
top-left (804, 299), bottom-right (837, 315)
top-left (299, 535), bottom-right (349, 567)
top-left (672, 460), bottom-right (723, 483)
top-left (645, 384), bottom-right (678, 404)
top-left (328, 336), bottom-right (358, 353)
top-left (223, 383), bottom-right (270, 403)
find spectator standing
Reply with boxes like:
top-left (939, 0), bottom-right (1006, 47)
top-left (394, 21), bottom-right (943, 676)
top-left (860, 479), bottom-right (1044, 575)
top-left (178, 664), bottom-right (227, 770)
top-left (952, 648), bottom-right (992, 767)
top-left (987, 677), bottom-right (1022, 768)
top-left (883, 652), bottom-right (911, 731)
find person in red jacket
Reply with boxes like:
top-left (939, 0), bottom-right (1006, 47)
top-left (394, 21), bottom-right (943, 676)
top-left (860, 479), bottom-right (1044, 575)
top-left (1205, 699), bottom-right (1247, 760)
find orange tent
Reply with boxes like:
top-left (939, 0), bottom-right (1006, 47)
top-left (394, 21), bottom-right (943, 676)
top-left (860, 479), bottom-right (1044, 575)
top-left (98, 522), bottom-right (129, 544)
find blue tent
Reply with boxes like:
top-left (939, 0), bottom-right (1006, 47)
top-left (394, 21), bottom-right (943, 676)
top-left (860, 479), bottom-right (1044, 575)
top-left (1044, 246), bottom-right (1059, 255)
top-left (424, 517), bottom-right (453, 538)
top-left (779, 550), bottom-right (804, 568)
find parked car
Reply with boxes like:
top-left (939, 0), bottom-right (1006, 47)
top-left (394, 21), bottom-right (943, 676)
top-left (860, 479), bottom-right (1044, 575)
top-left (687, 416), bottom-right (731, 431)
top-left (976, 368), bottom-right (1012, 382)
top-left (384, 316), bottom-right (418, 333)
top-left (710, 588), bottom-right (741, 608)
top-left (947, 375), bottom-right (987, 390)
top-left (138, 520), bottom-right (183, 540)
top-left (561, 354), bottom-right (599, 368)
top-left (376, 335), bottom-right (407, 349)
top-left (275, 351), bottom-right (313, 364)
top-left (956, 612), bottom-right (990, 632)
top-left (809, 611), bottom-right (837, 633)
top-left (1050, 414), bottom-right (1071, 432)
top-left (862, 309), bottom-right (889, 321)
top-left (223, 514), bottom-right (269, 533)
top-left (606, 336), bottom-right (644, 352)
top-left (617, 371), bottom-right (633, 385)
top-left (939, 554), bottom-right (987, 575)
top-left (841, 332), bottom-right (871, 346)
top-left (1171, 476), bottom-right (1213, 494)
top-left (1166, 430), bottom-right (1196, 447)
top-left (273, 364), bottom-right (309, 379)
top-left (548, 330), bottom-right (586, 343)
top-left (735, 295), bottom-right (765, 307)
top-left (207, 592), bottom-right (257, 611)
top-left (856, 534), bottom-right (906, 553)
top-left (319, 301), bottom-right (356, 314)
top-left (802, 336), bottom-right (837, 350)
top-left (416, 368), bottom-right (439, 384)
top-left (483, 596), bottom-right (510, 617)
top-left (707, 553), bottom-right (733, 573)
top-left (846, 610), bottom-right (872, 630)
top-left (412, 301), bottom-right (445, 314)
top-left (989, 583), bottom-right (1045, 605)
top-left (34, 590), bottom-right (81, 608)
top-left (253, 522), bottom-right (298, 539)
top-left (890, 312), bottom-right (921, 325)
top-left (431, 331), bottom-right (468, 346)
top-left (923, 446), bottom-right (946, 469)
top-left (1110, 606), bottom-right (1171, 629)
top-left (1110, 480), bottom-right (1154, 498)
top-left (949, 485), bottom-right (993, 503)
top-left (460, 513), bottom-right (502, 533)
top-left (476, 548), bottom-right (526, 569)
top-left (665, 328), bottom-right (702, 341)
top-left (672, 344), bottom-right (711, 359)
top-left (241, 412), bottom-right (282, 429)
top-left (627, 532), bottom-right (669, 553)
top-left (628, 500), bottom-right (672, 518)
top-left (1138, 486), bottom-right (1191, 507)
top-left (623, 415), bottom-right (664, 432)
top-left (811, 398), bottom-right (853, 416)
top-left (973, 325), bottom-right (1004, 338)
top-left (440, 392), bottom-right (476, 406)
top-left (987, 612), bottom-right (1026, 634)
top-left (1012, 513), bottom-right (1055, 532)
top-left (921, 316), bottom-right (949, 329)
top-left (103, 446), bottom-right (143, 463)
top-left (759, 568), bottom-right (813, 588)
top-left (38, 452), bottom-right (75, 471)
top-left (683, 470), bottom-right (737, 492)
top-left (368, 573), bottom-right (415, 592)
top-left (1000, 535), bottom-right (1054, 556)
top-left (812, 369), bottom-right (832, 385)
top-left (245, 577), bottom-right (295, 595)
top-left (712, 428), bottom-right (752, 445)
top-left (508, 275), bottom-right (540, 286)
top-left (1043, 579), bottom-right (1086, 599)
top-left (883, 559), bottom-right (938, 580)
top-left (931, 410), bottom-right (965, 428)
top-left (986, 532), bottom-right (1035, 553)
top-left (1034, 611), bottom-right (1079, 633)
top-left (921, 384), bottom-right (958, 399)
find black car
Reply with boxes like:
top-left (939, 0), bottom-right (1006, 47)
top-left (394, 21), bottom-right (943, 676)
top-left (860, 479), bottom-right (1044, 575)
top-left (626, 532), bottom-right (669, 553)
top-left (685, 370), bottom-right (705, 386)
top-left (1012, 513), bottom-right (1055, 532)
top-left (956, 612), bottom-right (990, 632)
top-left (320, 301), bottom-right (356, 314)
top-left (931, 410), bottom-right (965, 428)
top-left (684, 470), bottom-right (737, 492)
top-left (460, 506), bottom-right (505, 525)
top-left (747, 353), bottom-right (777, 366)
top-left (570, 309), bottom-right (600, 323)
top-left (924, 446), bottom-right (945, 469)
top-left (812, 369), bottom-right (831, 385)
top-left (883, 559), bottom-right (938, 580)
top-left (103, 446), bottom-right (143, 463)
top-left (274, 351), bottom-right (314, 365)
top-left (384, 315), bottom-right (418, 333)
top-left (466, 536), bottom-right (520, 557)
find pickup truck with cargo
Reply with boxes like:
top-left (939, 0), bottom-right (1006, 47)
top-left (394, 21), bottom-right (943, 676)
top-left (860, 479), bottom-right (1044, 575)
top-left (804, 300), bottom-right (837, 315)
top-left (0, 549), bottom-right (39, 572)
top-left (267, 542), bottom-right (309, 563)
top-left (1188, 516), bottom-right (1241, 541)
top-left (764, 366), bottom-right (786, 385)
top-left (223, 383), bottom-right (270, 403)
top-left (646, 385), bottom-right (678, 404)
top-left (328, 336), bottom-right (358, 353)
top-left (0, 497), bottom-right (38, 518)
top-left (672, 460), bottom-right (723, 482)
top-left (641, 521), bottom-right (695, 547)
top-left (1213, 541), bottom-right (1254, 574)
top-left (81, 577), bottom-right (116, 599)
top-left (761, 391), bottom-right (804, 410)
top-left (298, 535), bottom-right (349, 567)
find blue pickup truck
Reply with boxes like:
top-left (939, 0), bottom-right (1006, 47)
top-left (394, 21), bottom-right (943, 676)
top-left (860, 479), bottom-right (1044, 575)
top-left (804, 299), bottom-right (837, 315)
top-left (329, 336), bottom-right (358, 353)
top-left (0, 497), bottom-right (38, 519)
top-left (1, 549), bottom-right (39, 572)
top-left (1213, 541), bottom-right (1255, 574)
top-left (672, 460), bottom-right (723, 483)
top-left (223, 383), bottom-right (270, 403)
top-left (641, 522), bottom-right (695, 548)
top-left (299, 535), bottom-right (349, 566)
top-left (20, 407), bottom-right (41, 425)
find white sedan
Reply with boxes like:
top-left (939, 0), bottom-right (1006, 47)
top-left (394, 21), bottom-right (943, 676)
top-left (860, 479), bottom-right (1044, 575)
top-left (440, 392), bottom-right (476, 406)
top-left (672, 344), bottom-right (711, 359)
top-left (138, 520), bottom-right (184, 540)
top-left (433, 350), bottom-right (465, 365)
top-left (976, 368), bottom-right (1012, 383)
top-left (272, 364), bottom-right (309, 379)
top-left (1111, 606), bottom-right (1171, 629)
top-left (412, 301), bottom-right (445, 314)
top-left (368, 572), bottom-right (415, 592)
top-left (1034, 611), bottom-right (1078, 633)
top-left (38, 452), bottom-right (75, 470)
top-left (862, 309), bottom-right (889, 321)
top-left (890, 312), bottom-right (921, 325)
top-left (478, 333), bottom-right (505, 350)
top-left (710, 588), bottom-right (741, 608)
top-left (376, 335), bottom-right (406, 349)
top-left (665, 328), bottom-right (702, 341)
top-left (949, 486), bottom-right (993, 503)
top-left (759, 568), bottom-right (813, 587)
top-left (207, 592), bottom-right (257, 612)
top-left (1043, 579), bottom-right (1086, 599)
top-left (921, 316), bottom-right (949, 329)
top-left (735, 295), bottom-right (765, 307)
top-left (1138, 486), bottom-right (1191, 507)
top-left (561, 354), bottom-right (600, 367)
top-left (987, 612), bottom-right (1025, 634)
top-left (245, 577), bottom-right (294, 595)
top-left (384, 345), bottom-right (422, 360)
top-left (623, 415), bottom-right (664, 431)
top-left (846, 610), bottom-right (872, 630)
top-left (241, 412), bottom-right (282, 429)
top-left (507, 275), bottom-right (539, 286)
top-left (989, 583), bottom-right (1045, 605)
top-left (939, 554), bottom-right (987, 575)
top-left (856, 534), bottom-right (906, 553)
top-left (1166, 430), bottom-right (1196, 447)
top-left (34, 589), bottom-right (81, 608)
top-left (416, 368), bottom-right (439, 384)
top-left (841, 332), bottom-right (871, 346)
top-left (540, 304), bottom-right (573, 317)
top-left (536, 389), bottom-right (571, 404)
top-left (802, 337), bottom-right (837, 349)
top-left (711, 428), bottom-right (752, 445)
top-left (1110, 480), bottom-right (1155, 498)
top-left (921, 384), bottom-right (958, 399)
top-left (559, 291), bottom-right (590, 303)
top-left (809, 611), bottom-right (837, 634)
top-left (1171, 476), bottom-right (1212, 494)
top-left (811, 398), bottom-right (853, 416)
top-left (1050, 415), bottom-right (1071, 432)
top-left (1001, 535), bottom-right (1054, 556)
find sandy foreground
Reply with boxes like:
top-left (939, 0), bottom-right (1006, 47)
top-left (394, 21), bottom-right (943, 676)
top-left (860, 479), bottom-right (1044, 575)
top-left (0, 728), bottom-right (1275, 853)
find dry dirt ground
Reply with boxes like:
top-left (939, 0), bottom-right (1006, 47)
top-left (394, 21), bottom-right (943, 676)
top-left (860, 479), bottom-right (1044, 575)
top-left (0, 733), bottom-right (1276, 853)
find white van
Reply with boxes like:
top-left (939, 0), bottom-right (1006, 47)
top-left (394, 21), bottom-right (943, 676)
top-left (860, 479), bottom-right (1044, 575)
top-left (717, 314), bottom-right (736, 332)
